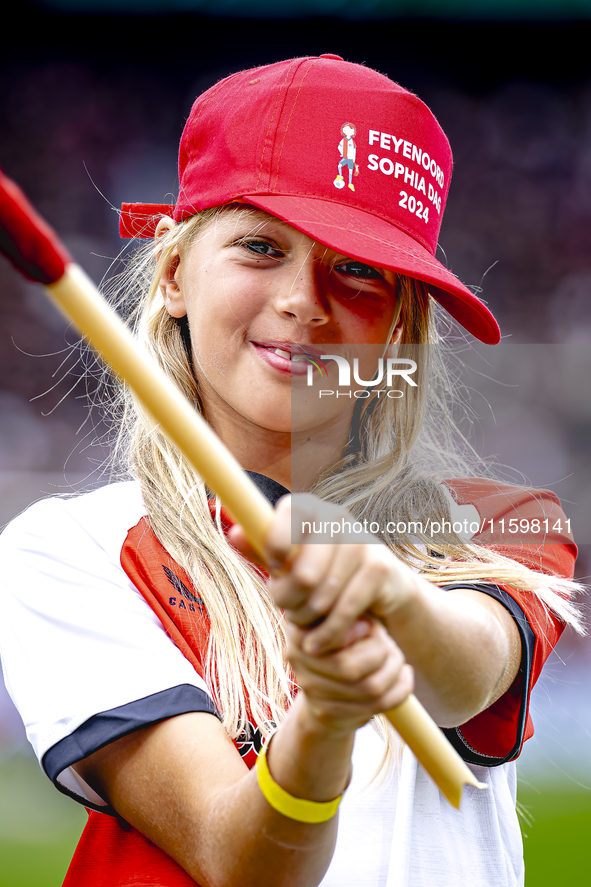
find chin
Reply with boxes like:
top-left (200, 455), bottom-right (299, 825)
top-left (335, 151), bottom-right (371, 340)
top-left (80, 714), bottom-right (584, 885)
top-left (244, 408), bottom-right (292, 434)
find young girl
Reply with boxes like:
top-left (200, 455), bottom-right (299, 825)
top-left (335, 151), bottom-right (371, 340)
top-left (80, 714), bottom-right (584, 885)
top-left (0, 55), bottom-right (582, 887)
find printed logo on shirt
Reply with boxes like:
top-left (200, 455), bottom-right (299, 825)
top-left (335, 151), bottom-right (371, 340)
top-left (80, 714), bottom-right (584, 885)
top-left (235, 720), bottom-right (276, 758)
top-left (163, 564), bottom-right (206, 613)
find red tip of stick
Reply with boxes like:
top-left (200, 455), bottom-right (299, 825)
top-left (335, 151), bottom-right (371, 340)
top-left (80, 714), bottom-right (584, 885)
top-left (0, 167), bottom-right (71, 284)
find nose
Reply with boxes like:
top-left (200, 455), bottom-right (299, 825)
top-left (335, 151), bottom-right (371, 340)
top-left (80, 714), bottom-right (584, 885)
top-left (273, 256), bottom-right (330, 327)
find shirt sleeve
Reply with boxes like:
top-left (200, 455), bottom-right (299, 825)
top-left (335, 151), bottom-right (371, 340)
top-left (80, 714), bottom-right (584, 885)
top-left (0, 491), bottom-right (218, 813)
top-left (440, 479), bottom-right (577, 766)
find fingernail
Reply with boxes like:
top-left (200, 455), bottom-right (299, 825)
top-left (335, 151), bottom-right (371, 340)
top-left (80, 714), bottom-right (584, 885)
top-left (304, 636), bottom-right (320, 654)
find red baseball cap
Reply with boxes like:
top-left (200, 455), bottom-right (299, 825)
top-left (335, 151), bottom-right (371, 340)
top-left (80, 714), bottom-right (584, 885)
top-left (120, 55), bottom-right (500, 345)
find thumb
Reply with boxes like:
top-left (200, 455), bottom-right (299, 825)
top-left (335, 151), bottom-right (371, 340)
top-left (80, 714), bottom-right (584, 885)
top-left (227, 523), bottom-right (268, 567)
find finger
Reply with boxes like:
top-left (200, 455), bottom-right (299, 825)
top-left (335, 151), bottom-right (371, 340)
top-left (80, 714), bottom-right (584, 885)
top-left (264, 495), bottom-right (366, 573)
top-left (338, 618), bottom-right (374, 648)
top-left (292, 637), bottom-right (412, 708)
top-left (262, 494), bottom-right (299, 571)
top-left (269, 539), bottom-right (357, 623)
top-left (289, 619), bottom-right (375, 657)
top-left (302, 558), bottom-right (392, 654)
top-left (227, 524), bottom-right (267, 567)
top-left (269, 542), bottom-right (338, 618)
top-left (300, 662), bottom-right (413, 728)
top-left (287, 618), bottom-right (372, 653)
top-left (377, 662), bottom-right (415, 711)
top-left (289, 496), bottom-right (370, 547)
top-left (290, 622), bottom-right (414, 731)
top-left (294, 543), bottom-right (365, 620)
top-left (288, 627), bottom-right (394, 686)
top-left (288, 621), bottom-right (406, 688)
top-left (273, 542), bottom-right (368, 627)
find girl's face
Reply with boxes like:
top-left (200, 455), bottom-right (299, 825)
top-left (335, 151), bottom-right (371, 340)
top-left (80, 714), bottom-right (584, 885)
top-left (161, 209), bottom-right (402, 435)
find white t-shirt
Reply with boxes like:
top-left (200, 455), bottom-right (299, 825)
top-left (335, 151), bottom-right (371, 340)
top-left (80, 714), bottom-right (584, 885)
top-left (338, 136), bottom-right (357, 162)
top-left (0, 480), bottom-right (533, 885)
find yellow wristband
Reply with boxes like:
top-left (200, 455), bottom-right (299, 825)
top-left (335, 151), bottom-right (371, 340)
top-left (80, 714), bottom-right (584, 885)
top-left (255, 744), bottom-right (343, 824)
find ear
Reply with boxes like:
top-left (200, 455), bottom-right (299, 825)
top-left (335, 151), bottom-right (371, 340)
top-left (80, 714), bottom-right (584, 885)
top-left (389, 302), bottom-right (405, 345)
top-left (155, 217), bottom-right (186, 318)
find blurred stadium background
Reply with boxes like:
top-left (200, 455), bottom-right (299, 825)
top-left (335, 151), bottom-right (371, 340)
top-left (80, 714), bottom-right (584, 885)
top-left (1, 1), bottom-right (590, 884)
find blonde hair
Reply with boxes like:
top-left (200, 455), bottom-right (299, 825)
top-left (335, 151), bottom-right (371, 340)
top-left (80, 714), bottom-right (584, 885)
top-left (104, 206), bottom-right (584, 762)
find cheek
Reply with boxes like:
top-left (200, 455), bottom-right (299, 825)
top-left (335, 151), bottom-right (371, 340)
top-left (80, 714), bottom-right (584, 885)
top-left (334, 301), bottom-right (396, 344)
top-left (186, 279), bottom-right (258, 351)
top-left (188, 288), bottom-right (269, 384)
top-left (200, 342), bottom-right (232, 377)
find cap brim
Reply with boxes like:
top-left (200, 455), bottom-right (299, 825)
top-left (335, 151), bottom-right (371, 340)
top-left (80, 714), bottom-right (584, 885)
top-left (242, 194), bottom-right (500, 345)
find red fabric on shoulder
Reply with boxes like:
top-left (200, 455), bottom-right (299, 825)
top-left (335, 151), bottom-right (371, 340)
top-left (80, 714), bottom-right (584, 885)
top-left (120, 509), bottom-right (267, 770)
top-left (444, 478), bottom-right (576, 760)
top-left (448, 477), bottom-right (577, 578)
top-left (120, 516), bottom-right (210, 677)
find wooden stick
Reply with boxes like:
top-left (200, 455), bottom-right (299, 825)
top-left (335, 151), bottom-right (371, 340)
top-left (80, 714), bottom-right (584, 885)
top-left (47, 265), bottom-right (274, 559)
top-left (0, 168), bottom-right (485, 806)
top-left (45, 263), bottom-right (486, 808)
top-left (385, 694), bottom-right (485, 808)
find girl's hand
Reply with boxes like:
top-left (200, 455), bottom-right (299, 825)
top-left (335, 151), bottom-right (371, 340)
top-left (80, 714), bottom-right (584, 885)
top-left (231, 492), bottom-right (522, 730)
top-left (229, 493), bottom-right (415, 727)
top-left (261, 494), bottom-right (420, 655)
top-left (286, 618), bottom-right (413, 734)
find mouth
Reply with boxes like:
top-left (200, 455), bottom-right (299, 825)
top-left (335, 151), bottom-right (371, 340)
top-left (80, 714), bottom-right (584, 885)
top-left (250, 342), bottom-right (325, 376)
top-left (268, 346), bottom-right (292, 361)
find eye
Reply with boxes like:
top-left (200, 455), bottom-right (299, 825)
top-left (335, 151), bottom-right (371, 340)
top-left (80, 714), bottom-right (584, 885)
top-left (238, 238), bottom-right (284, 260)
top-left (335, 260), bottom-right (386, 281)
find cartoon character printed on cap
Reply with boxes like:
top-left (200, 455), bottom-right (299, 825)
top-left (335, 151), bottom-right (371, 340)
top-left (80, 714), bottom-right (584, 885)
top-left (334, 122), bottom-right (360, 192)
